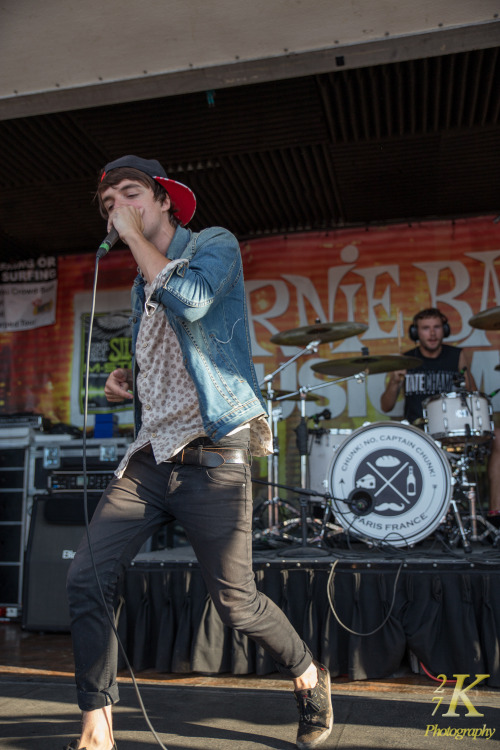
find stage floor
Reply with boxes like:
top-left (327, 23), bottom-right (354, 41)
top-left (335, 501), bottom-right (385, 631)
top-left (1, 623), bottom-right (499, 750)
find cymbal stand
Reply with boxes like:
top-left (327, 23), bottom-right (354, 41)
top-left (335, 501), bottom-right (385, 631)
top-left (259, 384), bottom-right (300, 536)
top-left (275, 372), bottom-right (367, 554)
top-left (275, 371), bottom-right (367, 496)
top-left (448, 448), bottom-right (500, 546)
top-left (258, 340), bottom-right (321, 537)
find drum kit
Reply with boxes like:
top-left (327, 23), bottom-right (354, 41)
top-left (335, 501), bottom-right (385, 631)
top-left (253, 308), bottom-right (500, 553)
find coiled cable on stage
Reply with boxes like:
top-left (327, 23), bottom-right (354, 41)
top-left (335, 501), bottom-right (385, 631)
top-left (326, 558), bottom-right (404, 637)
top-left (81, 254), bottom-right (169, 750)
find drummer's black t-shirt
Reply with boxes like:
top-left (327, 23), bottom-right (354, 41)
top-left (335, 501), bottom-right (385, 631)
top-left (403, 344), bottom-right (462, 425)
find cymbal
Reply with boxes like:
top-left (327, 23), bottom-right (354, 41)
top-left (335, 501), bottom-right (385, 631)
top-left (270, 321), bottom-right (368, 346)
top-left (311, 354), bottom-right (422, 377)
top-left (469, 306), bottom-right (500, 330)
top-left (261, 389), bottom-right (325, 402)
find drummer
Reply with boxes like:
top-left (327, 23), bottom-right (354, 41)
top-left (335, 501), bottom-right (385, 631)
top-left (380, 307), bottom-right (500, 515)
top-left (380, 307), bottom-right (476, 424)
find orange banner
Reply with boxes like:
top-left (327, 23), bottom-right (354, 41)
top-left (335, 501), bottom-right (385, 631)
top-left (243, 216), bottom-right (500, 427)
top-left (1, 216), bottom-right (500, 431)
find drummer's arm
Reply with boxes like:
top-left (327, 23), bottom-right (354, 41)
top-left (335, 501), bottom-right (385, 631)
top-left (380, 370), bottom-right (407, 412)
top-left (458, 349), bottom-right (477, 390)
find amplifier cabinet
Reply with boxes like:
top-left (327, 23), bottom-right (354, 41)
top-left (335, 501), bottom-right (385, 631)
top-left (22, 493), bottom-right (101, 631)
top-left (22, 436), bottom-right (131, 631)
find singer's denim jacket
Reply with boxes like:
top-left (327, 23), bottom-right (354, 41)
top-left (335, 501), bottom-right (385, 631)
top-left (130, 225), bottom-right (267, 442)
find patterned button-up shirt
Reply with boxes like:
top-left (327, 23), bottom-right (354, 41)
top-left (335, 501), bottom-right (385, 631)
top-left (116, 264), bottom-right (271, 477)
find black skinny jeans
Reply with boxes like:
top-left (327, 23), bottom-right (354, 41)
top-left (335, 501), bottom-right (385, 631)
top-left (67, 432), bottom-right (312, 710)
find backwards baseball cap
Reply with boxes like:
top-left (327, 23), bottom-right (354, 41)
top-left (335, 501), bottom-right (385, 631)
top-left (100, 155), bottom-right (196, 226)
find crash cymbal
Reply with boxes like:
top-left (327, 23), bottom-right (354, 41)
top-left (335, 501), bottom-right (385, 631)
top-left (469, 306), bottom-right (500, 330)
top-left (311, 354), bottom-right (422, 377)
top-left (270, 321), bottom-right (368, 346)
top-left (261, 389), bottom-right (325, 402)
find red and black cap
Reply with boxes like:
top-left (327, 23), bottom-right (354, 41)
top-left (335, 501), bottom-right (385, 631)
top-left (100, 155), bottom-right (196, 226)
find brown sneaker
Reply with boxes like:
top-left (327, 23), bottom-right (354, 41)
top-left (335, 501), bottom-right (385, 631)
top-left (294, 661), bottom-right (333, 749)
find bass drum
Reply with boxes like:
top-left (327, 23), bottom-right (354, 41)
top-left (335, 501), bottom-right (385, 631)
top-left (326, 421), bottom-right (452, 547)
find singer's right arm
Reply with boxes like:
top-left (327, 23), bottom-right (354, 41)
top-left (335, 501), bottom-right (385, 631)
top-left (104, 368), bottom-right (134, 402)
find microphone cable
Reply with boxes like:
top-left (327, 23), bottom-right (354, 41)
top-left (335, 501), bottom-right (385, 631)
top-left (81, 250), bottom-right (169, 750)
top-left (326, 557), bottom-right (404, 637)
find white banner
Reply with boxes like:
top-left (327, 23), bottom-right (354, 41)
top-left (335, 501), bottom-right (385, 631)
top-left (0, 256), bottom-right (58, 332)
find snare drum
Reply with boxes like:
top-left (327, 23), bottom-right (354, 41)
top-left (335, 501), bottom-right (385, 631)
top-left (423, 391), bottom-right (493, 445)
top-left (326, 421), bottom-right (452, 547)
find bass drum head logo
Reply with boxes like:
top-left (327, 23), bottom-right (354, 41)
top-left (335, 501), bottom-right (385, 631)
top-left (327, 422), bottom-right (452, 546)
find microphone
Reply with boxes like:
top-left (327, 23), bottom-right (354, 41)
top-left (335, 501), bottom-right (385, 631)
top-left (96, 227), bottom-right (120, 259)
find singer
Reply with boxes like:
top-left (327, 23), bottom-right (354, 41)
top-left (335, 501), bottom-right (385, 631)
top-left (64, 156), bottom-right (333, 750)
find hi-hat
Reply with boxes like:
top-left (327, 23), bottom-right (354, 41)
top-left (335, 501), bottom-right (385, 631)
top-left (469, 307), bottom-right (500, 330)
top-left (270, 321), bottom-right (368, 346)
top-left (261, 389), bottom-right (325, 402)
top-left (311, 353), bottom-right (422, 377)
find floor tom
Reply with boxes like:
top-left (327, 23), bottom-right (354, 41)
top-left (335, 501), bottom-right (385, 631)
top-left (423, 391), bottom-right (493, 445)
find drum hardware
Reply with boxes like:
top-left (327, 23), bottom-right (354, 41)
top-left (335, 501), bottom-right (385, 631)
top-left (260, 389), bottom-right (325, 402)
top-left (469, 306), bottom-right (500, 330)
top-left (422, 386), bottom-right (498, 547)
top-left (277, 376), bottom-right (362, 555)
top-left (255, 374), bottom-right (365, 551)
top-left (446, 496), bottom-right (472, 553)
top-left (252, 398), bottom-right (300, 544)
top-left (444, 446), bottom-right (500, 548)
top-left (257, 318), bottom-right (367, 547)
top-left (251, 477), bottom-right (340, 549)
top-left (275, 380), bottom-right (344, 500)
top-left (259, 338), bottom-right (322, 537)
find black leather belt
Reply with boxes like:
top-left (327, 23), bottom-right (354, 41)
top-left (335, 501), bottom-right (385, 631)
top-left (170, 446), bottom-right (250, 467)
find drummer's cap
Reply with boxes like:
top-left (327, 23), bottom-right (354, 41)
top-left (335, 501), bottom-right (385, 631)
top-left (99, 155), bottom-right (196, 226)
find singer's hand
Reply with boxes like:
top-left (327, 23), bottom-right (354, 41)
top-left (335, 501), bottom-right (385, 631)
top-left (108, 206), bottom-right (144, 246)
top-left (104, 368), bottom-right (134, 402)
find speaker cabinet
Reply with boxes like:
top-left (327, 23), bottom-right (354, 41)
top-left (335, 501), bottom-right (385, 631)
top-left (22, 494), bottom-right (100, 631)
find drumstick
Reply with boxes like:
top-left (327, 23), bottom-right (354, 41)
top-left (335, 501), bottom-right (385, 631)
top-left (397, 309), bottom-right (402, 353)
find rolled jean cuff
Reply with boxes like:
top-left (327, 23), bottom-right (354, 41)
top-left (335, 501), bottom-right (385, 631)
top-left (276, 646), bottom-right (314, 680)
top-left (77, 684), bottom-right (120, 712)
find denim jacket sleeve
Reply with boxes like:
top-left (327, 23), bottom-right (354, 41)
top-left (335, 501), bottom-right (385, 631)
top-left (129, 225), bottom-right (268, 441)
top-left (153, 227), bottom-right (241, 321)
